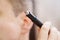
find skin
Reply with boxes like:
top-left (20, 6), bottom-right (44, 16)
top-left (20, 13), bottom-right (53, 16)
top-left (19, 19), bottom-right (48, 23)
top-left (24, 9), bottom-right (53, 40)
top-left (0, 0), bottom-right (60, 40)
top-left (0, 0), bottom-right (33, 40)
top-left (37, 22), bottom-right (60, 40)
top-left (0, 12), bottom-right (33, 40)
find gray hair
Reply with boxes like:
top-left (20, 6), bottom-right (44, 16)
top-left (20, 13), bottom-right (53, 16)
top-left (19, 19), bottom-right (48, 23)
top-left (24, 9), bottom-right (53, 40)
top-left (9, 0), bottom-right (27, 15)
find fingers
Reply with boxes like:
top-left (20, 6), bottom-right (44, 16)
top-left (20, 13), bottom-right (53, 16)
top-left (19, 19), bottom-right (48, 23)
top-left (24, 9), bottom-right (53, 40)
top-left (57, 31), bottom-right (60, 40)
top-left (48, 27), bottom-right (58, 40)
top-left (38, 22), bottom-right (51, 40)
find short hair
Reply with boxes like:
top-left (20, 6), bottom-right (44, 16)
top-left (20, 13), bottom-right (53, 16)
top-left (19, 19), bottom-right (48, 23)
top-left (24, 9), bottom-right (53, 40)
top-left (9, 0), bottom-right (27, 16)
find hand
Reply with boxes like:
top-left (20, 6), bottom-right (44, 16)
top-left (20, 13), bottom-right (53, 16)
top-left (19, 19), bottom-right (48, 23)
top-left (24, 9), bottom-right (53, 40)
top-left (37, 22), bottom-right (60, 40)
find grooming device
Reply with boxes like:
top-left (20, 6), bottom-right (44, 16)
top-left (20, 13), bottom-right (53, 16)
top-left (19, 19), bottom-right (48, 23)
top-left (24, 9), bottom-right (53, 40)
top-left (26, 11), bottom-right (43, 28)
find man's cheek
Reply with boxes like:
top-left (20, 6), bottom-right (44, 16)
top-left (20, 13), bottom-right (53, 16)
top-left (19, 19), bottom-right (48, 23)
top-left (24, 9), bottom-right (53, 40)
top-left (0, 23), bottom-right (21, 40)
top-left (8, 23), bottom-right (21, 39)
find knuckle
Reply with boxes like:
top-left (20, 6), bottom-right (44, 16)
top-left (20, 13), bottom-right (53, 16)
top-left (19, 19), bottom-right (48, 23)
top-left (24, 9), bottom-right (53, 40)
top-left (41, 22), bottom-right (51, 31)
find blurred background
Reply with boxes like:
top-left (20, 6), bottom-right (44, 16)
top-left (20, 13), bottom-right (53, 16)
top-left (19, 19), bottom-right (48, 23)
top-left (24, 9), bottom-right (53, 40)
top-left (24, 0), bottom-right (60, 40)
top-left (26, 0), bottom-right (60, 30)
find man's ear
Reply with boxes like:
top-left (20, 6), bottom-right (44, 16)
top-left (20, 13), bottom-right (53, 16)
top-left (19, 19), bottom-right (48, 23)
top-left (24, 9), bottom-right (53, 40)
top-left (20, 16), bottom-right (33, 34)
top-left (17, 12), bottom-right (33, 34)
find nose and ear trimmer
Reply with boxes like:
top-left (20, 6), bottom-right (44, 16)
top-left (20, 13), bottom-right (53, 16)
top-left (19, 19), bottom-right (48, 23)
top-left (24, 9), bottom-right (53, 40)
top-left (26, 11), bottom-right (43, 28)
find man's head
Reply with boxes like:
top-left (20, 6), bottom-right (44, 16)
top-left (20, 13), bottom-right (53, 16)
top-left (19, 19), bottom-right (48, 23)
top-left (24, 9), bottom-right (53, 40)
top-left (0, 0), bottom-right (33, 40)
